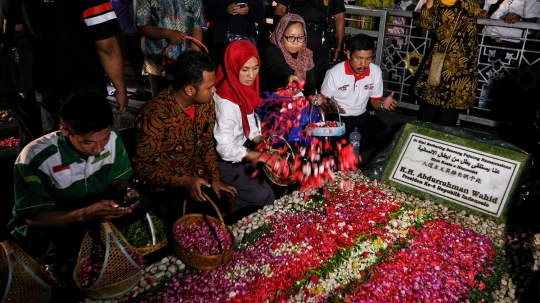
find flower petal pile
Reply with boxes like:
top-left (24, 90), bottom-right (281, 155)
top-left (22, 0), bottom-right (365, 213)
top-left (0, 137), bottom-right (19, 149)
top-left (345, 218), bottom-right (496, 302)
top-left (138, 180), bottom-right (502, 303)
top-left (174, 220), bottom-right (233, 255)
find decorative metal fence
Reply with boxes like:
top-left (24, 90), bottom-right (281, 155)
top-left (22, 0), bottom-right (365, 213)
top-left (343, 5), bottom-right (540, 130)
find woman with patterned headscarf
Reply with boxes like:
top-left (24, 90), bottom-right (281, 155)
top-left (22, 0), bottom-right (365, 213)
top-left (214, 40), bottom-right (276, 211)
top-left (261, 14), bottom-right (316, 96)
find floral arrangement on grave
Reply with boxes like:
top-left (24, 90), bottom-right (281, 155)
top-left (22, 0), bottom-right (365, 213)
top-left (137, 178), bottom-right (505, 302)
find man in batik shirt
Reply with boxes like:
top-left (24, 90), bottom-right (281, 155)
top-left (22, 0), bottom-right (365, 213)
top-left (133, 50), bottom-right (237, 229)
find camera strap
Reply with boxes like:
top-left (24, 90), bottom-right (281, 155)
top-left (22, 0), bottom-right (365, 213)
top-left (487, 0), bottom-right (506, 18)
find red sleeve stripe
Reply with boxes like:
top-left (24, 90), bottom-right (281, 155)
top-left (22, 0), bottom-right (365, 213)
top-left (82, 2), bottom-right (114, 19)
top-left (370, 96), bottom-right (383, 101)
top-left (84, 11), bottom-right (117, 27)
top-left (52, 164), bottom-right (70, 173)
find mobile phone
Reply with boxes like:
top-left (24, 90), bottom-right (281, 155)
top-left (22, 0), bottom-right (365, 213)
top-left (237, 2), bottom-right (246, 8)
top-left (118, 196), bottom-right (140, 208)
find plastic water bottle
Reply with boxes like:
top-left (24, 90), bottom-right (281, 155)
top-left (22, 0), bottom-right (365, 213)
top-left (349, 127), bottom-right (361, 156)
top-left (478, 80), bottom-right (492, 108)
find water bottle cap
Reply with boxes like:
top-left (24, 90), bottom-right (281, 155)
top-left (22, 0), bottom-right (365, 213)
top-left (354, 127), bottom-right (358, 132)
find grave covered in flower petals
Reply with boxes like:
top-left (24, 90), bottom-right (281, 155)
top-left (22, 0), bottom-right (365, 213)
top-left (134, 172), bottom-right (505, 303)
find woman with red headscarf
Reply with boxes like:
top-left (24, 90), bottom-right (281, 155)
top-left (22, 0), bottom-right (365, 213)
top-left (214, 40), bottom-right (275, 210)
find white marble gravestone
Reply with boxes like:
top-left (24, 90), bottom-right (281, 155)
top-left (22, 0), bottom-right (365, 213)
top-left (381, 124), bottom-right (531, 222)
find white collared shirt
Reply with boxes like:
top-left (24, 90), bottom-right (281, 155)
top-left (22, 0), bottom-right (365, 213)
top-left (483, 0), bottom-right (540, 43)
top-left (214, 93), bottom-right (261, 163)
top-left (320, 62), bottom-right (383, 117)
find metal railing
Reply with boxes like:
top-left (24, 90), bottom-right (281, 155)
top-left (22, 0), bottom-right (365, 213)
top-left (343, 5), bottom-right (540, 130)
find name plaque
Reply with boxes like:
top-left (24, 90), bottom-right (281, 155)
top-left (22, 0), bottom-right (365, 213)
top-left (381, 123), bottom-right (531, 221)
top-left (389, 133), bottom-right (519, 217)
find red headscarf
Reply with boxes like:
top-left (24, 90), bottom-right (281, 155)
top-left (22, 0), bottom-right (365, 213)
top-left (215, 40), bottom-right (261, 137)
top-left (269, 14), bottom-right (314, 81)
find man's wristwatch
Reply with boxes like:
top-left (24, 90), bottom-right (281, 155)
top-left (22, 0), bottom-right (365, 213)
top-left (380, 100), bottom-right (386, 111)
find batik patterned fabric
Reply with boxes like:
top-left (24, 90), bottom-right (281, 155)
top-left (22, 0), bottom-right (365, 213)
top-left (136, 0), bottom-right (205, 76)
top-left (413, 0), bottom-right (484, 109)
top-left (133, 86), bottom-right (221, 191)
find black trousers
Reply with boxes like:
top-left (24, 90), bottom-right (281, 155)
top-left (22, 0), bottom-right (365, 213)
top-left (327, 111), bottom-right (393, 152)
top-left (4, 32), bottom-right (44, 152)
top-left (9, 90), bottom-right (43, 153)
top-left (306, 29), bottom-right (332, 91)
top-left (418, 101), bottom-right (461, 127)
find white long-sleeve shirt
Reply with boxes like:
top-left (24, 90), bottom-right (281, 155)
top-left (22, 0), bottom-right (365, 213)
top-left (214, 93), bottom-right (261, 163)
top-left (483, 0), bottom-right (540, 43)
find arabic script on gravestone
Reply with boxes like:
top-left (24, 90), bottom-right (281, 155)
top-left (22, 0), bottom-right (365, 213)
top-left (389, 133), bottom-right (520, 217)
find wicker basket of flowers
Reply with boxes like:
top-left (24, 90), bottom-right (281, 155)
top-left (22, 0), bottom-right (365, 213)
top-left (261, 135), bottom-right (296, 187)
top-left (173, 193), bottom-right (234, 270)
top-left (73, 222), bottom-right (145, 300)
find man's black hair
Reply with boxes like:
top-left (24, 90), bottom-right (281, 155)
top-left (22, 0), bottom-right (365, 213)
top-left (59, 91), bottom-right (114, 134)
top-left (346, 34), bottom-right (376, 54)
top-left (173, 50), bottom-right (215, 90)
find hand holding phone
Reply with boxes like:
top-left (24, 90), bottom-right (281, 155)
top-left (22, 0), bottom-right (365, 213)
top-left (118, 195), bottom-right (140, 208)
top-left (237, 2), bottom-right (246, 8)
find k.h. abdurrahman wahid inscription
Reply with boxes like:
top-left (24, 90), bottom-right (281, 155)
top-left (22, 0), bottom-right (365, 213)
top-left (381, 124), bottom-right (531, 222)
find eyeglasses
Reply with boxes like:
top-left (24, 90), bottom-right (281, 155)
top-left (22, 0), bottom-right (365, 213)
top-left (282, 35), bottom-right (307, 43)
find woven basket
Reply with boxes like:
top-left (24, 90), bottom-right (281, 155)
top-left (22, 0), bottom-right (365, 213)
top-left (0, 240), bottom-right (52, 303)
top-left (173, 193), bottom-right (234, 270)
top-left (73, 222), bottom-right (143, 300)
top-left (262, 135), bottom-right (296, 187)
top-left (135, 238), bottom-right (168, 256)
top-left (305, 98), bottom-right (345, 137)
top-left (123, 213), bottom-right (168, 257)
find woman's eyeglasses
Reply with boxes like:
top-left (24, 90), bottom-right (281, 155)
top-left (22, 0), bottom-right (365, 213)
top-left (282, 35), bottom-right (307, 43)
